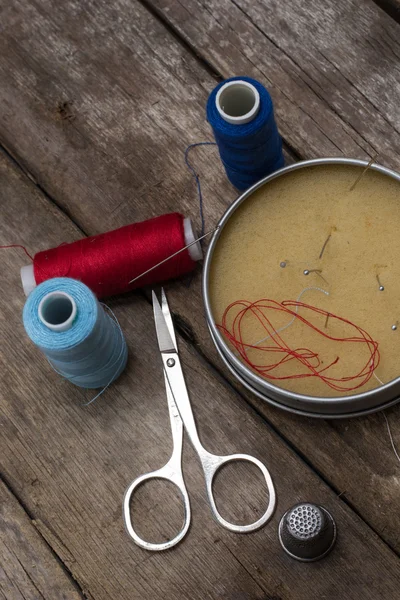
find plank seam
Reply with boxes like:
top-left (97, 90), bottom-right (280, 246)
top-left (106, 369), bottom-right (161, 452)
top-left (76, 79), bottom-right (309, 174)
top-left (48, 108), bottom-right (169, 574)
top-left (229, 0), bottom-right (382, 155)
top-left (0, 143), bottom-right (88, 239)
top-left (0, 473), bottom-right (89, 600)
top-left (137, 0), bottom-right (223, 79)
top-left (12, 551), bottom-right (47, 600)
top-left (136, 0), bottom-right (301, 163)
top-left (218, 538), bottom-right (269, 594)
top-left (1, 20), bottom-right (397, 557)
top-left (317, 49), bottom-right (400, 141)
top-left (3, 136), bottom-right (397, 557)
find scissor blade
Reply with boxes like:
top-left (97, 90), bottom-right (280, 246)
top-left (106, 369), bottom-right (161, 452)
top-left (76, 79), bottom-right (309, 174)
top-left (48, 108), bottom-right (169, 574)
top-left (152, 291), bottom-right (176, 353)
top-left (161, 288), bottom-right (177, 351)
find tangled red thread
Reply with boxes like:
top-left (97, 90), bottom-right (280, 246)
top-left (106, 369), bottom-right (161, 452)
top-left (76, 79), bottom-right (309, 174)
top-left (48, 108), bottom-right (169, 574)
top-left (218, 299), bottom-right (380, 392)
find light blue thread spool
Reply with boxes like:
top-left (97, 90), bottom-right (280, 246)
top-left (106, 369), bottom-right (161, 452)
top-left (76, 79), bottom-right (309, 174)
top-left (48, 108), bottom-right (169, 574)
top-left (23, 277), bottom-right (128, 389)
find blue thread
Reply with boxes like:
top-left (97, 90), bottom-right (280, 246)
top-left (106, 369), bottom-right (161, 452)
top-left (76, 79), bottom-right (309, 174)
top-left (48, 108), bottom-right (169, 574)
top-left (207, 77), bottom-right (284, 190)
top-left (184, 142), bottom-right (217, 236)
top-left (23, 278), bottom-right (128, 390)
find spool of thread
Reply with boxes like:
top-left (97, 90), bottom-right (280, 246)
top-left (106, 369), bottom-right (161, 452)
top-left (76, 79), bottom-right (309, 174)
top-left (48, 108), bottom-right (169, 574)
top-left (207, 77), bottom-right (284, 190)
top-left (20, 213), bottom-right (202, 298)
top-left (23, 277), bottom-right (128, 389)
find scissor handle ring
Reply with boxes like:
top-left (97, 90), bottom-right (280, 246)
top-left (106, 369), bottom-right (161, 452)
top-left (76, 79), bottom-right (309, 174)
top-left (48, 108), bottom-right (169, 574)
top-left (203, 453), bottom-right (276, 533)
top-left (123, 467), bottom-right (191, 551)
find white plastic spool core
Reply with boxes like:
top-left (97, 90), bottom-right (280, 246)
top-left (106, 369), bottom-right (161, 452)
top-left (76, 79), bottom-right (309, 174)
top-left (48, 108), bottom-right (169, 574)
top-left (21, 264), bottom-right (36, 297)
top-left (184, 217), bottom-right (203, 261)
top-left (216, 80), bottom-right (260, 125)
top-left (38, 291), bottom-right (77, 332)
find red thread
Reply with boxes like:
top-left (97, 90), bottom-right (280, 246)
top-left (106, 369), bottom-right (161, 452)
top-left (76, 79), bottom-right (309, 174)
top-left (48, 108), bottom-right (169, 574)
top-left (218, 298), bottom-right (380, 392)
top-left (2, 214), bottom-right (196, 298)
top-left (0, 244), bottom-right (34, 261)
top-left (33, 213), bottom-right (196, 298)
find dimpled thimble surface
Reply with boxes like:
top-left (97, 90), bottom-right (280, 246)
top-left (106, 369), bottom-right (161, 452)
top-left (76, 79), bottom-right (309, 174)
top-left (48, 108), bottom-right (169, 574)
top-left (278, 503), bottom-right (337, 562)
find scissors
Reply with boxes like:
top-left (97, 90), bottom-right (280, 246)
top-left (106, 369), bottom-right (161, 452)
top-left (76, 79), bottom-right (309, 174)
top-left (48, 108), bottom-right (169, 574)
top-left (123, 289), bottom-right (276, 551)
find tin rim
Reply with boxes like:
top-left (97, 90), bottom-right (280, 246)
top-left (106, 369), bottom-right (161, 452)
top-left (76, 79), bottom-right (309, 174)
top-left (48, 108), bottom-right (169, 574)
top-left (208, 326), bottom-right (400, 418)
top-left (202, 158), bottom-right (400, 417)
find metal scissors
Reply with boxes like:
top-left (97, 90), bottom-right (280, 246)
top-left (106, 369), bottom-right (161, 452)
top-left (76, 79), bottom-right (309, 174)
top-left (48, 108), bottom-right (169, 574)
top-left (123, 289), bottom-right (276, 551)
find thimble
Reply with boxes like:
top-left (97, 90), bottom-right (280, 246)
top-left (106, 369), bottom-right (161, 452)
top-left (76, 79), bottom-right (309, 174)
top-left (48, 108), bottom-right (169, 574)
top-left (278, 503), bottom-right (336, 562)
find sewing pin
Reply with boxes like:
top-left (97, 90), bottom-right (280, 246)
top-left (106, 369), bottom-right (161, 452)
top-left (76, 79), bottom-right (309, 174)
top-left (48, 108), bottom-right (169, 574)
top-left (303, 269), bottom-right (328, 284)
top-left (392, 323), bottom-right (398, 331)
top-left (129, 226), bottom-right (220, 284)
top-left (376, 275), bottom-right (384, 291)
top-left (324, 313), bottom-right (330, 329)
top-left (349, 153), bottom-right (378, 192)
top-left (319, 234), bottom-right (331, 260)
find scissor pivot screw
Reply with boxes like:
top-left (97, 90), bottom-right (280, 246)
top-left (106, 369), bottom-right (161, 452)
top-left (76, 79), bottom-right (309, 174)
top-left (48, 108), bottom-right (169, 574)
top-left (167, 358), bottom-right (176, 367)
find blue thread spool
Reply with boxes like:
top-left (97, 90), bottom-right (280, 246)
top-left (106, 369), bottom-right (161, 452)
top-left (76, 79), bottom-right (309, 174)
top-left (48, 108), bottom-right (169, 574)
top-left (23, 277), bottom-right (128, 389)
top-left (207, 77), bottom-right (284, 190)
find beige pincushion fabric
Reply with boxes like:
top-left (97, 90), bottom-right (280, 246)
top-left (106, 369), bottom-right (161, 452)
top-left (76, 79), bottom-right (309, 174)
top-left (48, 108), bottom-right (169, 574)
top-left (210, 164), bottom-right (400, 398)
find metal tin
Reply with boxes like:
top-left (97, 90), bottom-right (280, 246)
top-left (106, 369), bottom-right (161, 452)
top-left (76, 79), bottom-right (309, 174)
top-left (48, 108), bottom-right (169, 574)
top-left (202, 158), bottom-right (400, 418)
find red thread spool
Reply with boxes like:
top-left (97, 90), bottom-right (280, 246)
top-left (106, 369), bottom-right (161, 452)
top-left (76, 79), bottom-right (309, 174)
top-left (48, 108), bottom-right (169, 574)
top-left (20, 213), bottom-right (202, 298)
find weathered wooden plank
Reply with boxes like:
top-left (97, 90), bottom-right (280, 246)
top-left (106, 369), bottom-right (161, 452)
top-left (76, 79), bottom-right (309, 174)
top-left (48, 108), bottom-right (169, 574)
top-left (139, 0), bottom-right (400, 551)
top-left (2, 154), bottom-right (400, 598)
top-left (0, 0), bottom-right (232, 233)
top-left (146, 0), bottom-right (400, 167)
top-left (0, 0), bottom-right (297, 235)
top-left (0, 0), bottom-right (400, 559)
top-left (0, 479), bottom-right (84, 600)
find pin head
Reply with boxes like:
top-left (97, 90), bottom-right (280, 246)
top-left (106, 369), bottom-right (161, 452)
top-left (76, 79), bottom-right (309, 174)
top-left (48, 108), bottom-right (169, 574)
top-left (280, 261), bottom-right (287, 268)
top-left (392, 325), bottom-right (397, 331)
top-left (379, 286), bottom-right (384, 291)
top-left (303, 269), bottom-right (310, 276)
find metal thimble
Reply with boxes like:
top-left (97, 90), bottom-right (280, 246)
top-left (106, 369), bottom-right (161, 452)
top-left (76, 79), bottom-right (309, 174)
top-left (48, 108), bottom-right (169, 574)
top-left (278, 503), bottom-right (337, 562)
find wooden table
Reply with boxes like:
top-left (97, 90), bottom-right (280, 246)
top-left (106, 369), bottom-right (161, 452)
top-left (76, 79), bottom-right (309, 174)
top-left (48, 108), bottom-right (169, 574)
top-left (1, 0), bottom-right (400, 598)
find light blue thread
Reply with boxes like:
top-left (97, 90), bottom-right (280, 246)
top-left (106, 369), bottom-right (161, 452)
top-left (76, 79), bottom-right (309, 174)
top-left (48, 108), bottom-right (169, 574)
top-left (207, 77), bottom-right (284, 190)
top-left (23, 278), bottom-right (128, 390)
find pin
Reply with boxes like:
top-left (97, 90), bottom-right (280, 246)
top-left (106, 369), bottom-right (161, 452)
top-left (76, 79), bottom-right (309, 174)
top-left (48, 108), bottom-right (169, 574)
top-left (376, 275), bottom-right (384, 291)
top-left (392, 324), bottom-right (397, 331)
top-left (280, 261), bottom-right (287, 268)
top-left (349, 153), bottom-right (379, 192)
top-left (319, 234), bottom-right (331, 260)
top-left (324, 313), bottom-right (330, 329)
top-left (129, 226), bottom-right (220, 284)
top-left (303, 269), bottom-right (328, 284)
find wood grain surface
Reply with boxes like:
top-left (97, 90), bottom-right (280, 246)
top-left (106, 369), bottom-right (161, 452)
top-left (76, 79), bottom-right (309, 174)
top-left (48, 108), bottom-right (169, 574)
top-left (1, 146), bottom-right (400, 598)
top-left (1, 0), bottom-right (400, 596)
top-left (146, 0), bottom-right (400, 167)
top-left (1, 0), bottom-right (400, 556)
top-left (0, 479), bottom-right (84, 599)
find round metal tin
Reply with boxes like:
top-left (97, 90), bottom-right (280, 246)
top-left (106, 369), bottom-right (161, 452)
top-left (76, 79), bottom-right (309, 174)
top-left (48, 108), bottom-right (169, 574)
top-left (202, 158), bottom-right (400, 418)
